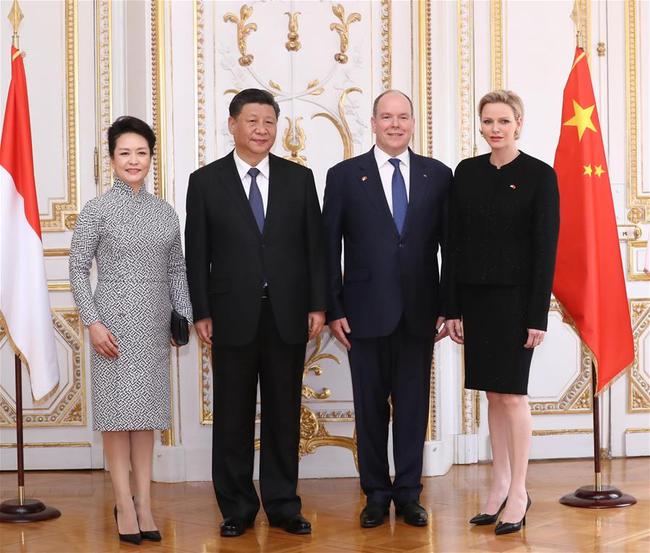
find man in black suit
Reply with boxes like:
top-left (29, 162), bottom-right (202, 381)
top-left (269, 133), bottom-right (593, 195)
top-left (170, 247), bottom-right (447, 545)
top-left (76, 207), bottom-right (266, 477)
top-left (323, 90), bottom-right (452, 528)
top-left (185, 89), bottom-right (327, 537)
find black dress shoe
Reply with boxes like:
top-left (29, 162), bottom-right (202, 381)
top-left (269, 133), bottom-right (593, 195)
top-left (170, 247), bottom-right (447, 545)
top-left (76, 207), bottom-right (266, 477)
top-left (113, 506), bottom-right (142, 545)
top-left (270, 513), bottom-right (312, 535)
top-left (220, 517), bottom-right (252, 537)
top-left (397, 502), bottom-right (428, 526)
top-left (495, 494), bottom-right (532, 535)
top-left (139, 529), bottom-right (162, 541)
top-left (360, 503), bottom-right (389, 528)
top-left (469, 498), bottom-right (507, 525)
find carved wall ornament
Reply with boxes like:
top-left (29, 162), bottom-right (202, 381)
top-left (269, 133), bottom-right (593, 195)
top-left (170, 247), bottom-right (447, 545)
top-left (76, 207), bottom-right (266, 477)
top-left (282, 117), bottom-right (307, 166)
top-left (629, 299), bottom-right (650, 412)
top-left (312, 87), bottom-right (362, 160)
top-left (285, 11), bottom-right (301, 52)
top-left (223, 4), bottom-right (257, 66)
top-left (330, 3), bottom-right (361, 64)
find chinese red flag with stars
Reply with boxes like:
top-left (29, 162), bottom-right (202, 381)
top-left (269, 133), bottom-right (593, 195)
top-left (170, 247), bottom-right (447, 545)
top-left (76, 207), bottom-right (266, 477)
top-left (552, 47), bottom-right (634, 392)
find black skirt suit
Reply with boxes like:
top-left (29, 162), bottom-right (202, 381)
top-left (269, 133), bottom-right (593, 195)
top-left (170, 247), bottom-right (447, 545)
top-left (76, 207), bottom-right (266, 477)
top-left (444, 152), bottom-right (560, 394)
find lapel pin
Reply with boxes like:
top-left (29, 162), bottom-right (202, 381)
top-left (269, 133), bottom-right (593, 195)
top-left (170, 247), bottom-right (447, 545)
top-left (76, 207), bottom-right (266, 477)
top-left (509, 184), bottom-right (517, 189)
top-left (361, 175), bottom-right (368, 182)
top-left (423, 174), bottom-right (428, 178)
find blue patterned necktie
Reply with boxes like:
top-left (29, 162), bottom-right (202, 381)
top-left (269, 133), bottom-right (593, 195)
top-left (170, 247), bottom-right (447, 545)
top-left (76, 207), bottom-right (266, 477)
top-left (247, 167), bottom-right (264, 233)
top-left (389, 158), bottom-right (407, 234)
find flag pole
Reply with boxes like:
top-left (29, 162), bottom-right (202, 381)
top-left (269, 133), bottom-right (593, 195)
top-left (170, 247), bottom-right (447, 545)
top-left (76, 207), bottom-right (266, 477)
top-left (0, 0), bottom-right (61, 523)
top-left (559, 361), bottom-right (636, 508)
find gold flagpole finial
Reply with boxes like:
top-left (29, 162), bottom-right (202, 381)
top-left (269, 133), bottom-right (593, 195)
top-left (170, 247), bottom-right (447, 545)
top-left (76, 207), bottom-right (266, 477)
top-left (8, 0), bottom-right (24, 49)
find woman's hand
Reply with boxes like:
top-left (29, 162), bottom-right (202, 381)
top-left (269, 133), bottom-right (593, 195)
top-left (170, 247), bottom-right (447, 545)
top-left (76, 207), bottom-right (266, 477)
top-left (88, 322), bottom-right (119, 359)
top-left (524, 328), bottom-right (546, 349)
top-left (445, 319), bottom-right (464, 344)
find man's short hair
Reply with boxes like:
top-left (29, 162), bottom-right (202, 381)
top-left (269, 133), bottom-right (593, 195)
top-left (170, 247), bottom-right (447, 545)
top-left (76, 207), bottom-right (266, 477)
top-left (372, 90), bottom-right (414, 117)
top-left (229, 88), bottom-right (280, 118)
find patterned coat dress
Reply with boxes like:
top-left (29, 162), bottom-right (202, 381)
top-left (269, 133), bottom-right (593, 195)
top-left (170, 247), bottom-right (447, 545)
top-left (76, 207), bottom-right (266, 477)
top-left (69, 179), bottom-right (193, 431)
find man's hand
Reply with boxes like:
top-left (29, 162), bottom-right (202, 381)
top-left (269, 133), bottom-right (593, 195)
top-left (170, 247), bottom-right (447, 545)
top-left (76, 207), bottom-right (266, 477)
top-left (88, 322), bottom-right (119, 359)
top-left (329, 317), bottom-right (351, 350)
top-left (445, 318), bottom-right (464, 344)
top-left (524, 328), bottom-right (545, 349)
top-left (195, 318), bottom-right (213, 345)
top-left (434, 316), bottom-right (448, 342)
top-left (308, 311), bottom-right (326, 341)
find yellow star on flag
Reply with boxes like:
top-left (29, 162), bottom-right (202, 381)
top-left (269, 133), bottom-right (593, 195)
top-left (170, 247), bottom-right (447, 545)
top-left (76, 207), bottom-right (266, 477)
top-left (583, 164), bottom-right (593, 176)
top-left (564, 100), bottom-right (597, 141)
top-left (594, 165), bottom-right (605, 177)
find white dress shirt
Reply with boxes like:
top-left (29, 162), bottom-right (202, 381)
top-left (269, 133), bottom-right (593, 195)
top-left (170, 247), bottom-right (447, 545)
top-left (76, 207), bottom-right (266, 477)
top-left (233, 149), bottom-right (270, 215)
top-left (373, 146), bottom-right (410, 215)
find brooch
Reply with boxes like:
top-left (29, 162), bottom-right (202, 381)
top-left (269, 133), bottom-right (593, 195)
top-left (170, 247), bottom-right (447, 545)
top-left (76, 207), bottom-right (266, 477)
top-left (509, 184), bottom-right (517, 190)
top-left (361, 175), bottom-right (368, 182)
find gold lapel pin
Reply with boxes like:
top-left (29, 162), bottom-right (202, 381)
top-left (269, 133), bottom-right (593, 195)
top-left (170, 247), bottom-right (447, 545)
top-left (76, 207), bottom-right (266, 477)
top-left (361, 175), bottom-right (368, 182)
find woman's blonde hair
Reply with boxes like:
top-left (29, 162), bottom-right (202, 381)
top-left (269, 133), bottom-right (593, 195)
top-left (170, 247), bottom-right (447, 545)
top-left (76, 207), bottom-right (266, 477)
top-left (478, 90), bottom-right (524, 121)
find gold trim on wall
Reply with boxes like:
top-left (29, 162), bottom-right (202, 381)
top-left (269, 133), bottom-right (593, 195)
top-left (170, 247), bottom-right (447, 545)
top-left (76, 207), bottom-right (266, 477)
top-left (96, 0), bottom-right (112, 195)
top-left (44, 248), bottom-right (70, 257)
top-left (628, 299), bottom-right (650, 412)
top-left (0, 441), bottom-right (91, 448)
top-left (0, 308), bottom-right (85, 427)
top-left (40, 0), bottom-right (80, 232)
top-left (417, 0), bottom-right (432, 157)
top-left (532, 429), bottom-right (592, 437)
top-left (380, 0), bottom-right (391, 91)
top-left (457, 0), bottom-right (474, 160)
top-left (625, 0), bottom-right (648, 227)
top-left (490, 0), bottom-right (503, 90)
top-left (150, 0), bottom-right (166, 200)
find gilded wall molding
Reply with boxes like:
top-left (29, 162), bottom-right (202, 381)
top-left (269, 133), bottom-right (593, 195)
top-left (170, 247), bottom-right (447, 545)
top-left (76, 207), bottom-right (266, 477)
top-left (625, 0), bottom-right (648, 226)
top-left (529, 299), bottom-right (593, 414)
top-left (0, 308), bottom-right (85, 427)
top-left (150, 0), bottom-right (166, 200)
top-left (490, 0), bottom-right (503, 90)
top-left (223, 4), bottom-right (257, 66)
top-left (457, 0), bottom-right (474, 160)
top-left (628, 299), bottom-right (650, 412)
top-left (40, 0), bottom-right (80, 232)
top-left (330, 3), bottom-right (361, 64)
top-left (284, 11), bottom-right (301, 52)
top-left (380, 0), bottom-right (391, 90)
top-left (96, 0), bottom-right (112, 195)
top-left (194, 0), bottom-right (207, 168)
top-left (418, 0), bottom-right (432, 157)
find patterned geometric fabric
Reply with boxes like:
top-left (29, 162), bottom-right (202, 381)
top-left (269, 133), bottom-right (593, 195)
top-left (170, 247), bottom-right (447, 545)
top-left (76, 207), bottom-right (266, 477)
top-left (69, 179), bottom-right (193, 431)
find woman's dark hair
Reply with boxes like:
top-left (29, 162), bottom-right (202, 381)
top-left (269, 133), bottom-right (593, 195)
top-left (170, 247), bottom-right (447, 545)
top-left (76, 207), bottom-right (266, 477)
top-left (108, 116), bottom-right (156, 157)
top-left (229, 88), bottom-right (280, 118)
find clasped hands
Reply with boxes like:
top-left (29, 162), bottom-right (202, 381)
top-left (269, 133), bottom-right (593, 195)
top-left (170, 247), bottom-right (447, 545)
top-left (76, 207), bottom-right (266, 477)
top-left (445, 319), bottom-right (546, 348)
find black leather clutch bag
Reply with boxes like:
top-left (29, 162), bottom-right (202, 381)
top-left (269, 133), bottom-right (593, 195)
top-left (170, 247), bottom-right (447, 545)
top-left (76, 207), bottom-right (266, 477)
top-left (171, 310), bottom-right (189, 346)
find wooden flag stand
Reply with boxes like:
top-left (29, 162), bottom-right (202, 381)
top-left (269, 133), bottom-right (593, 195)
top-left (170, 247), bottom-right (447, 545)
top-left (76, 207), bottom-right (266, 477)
top-left (0, 355), bottom-right (60, 523)
top-left (559, 362), bottom-right (636, 509)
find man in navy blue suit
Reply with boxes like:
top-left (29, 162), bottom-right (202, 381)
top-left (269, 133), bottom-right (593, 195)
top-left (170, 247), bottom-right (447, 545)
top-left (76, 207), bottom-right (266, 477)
top-left (323, 90), bottom-right (452, 528)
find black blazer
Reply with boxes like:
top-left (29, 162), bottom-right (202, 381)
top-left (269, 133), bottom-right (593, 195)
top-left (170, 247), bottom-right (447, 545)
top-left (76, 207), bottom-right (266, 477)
top-left (323, 147), bottom-right (452, 339)
top-left (443, 152), bottom-right (560, 330)
top-left (185, 151), bottom-right (327, 346)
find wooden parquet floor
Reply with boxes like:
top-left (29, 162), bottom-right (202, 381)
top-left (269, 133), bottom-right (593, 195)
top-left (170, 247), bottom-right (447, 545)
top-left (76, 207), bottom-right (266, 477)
top-left (0, 458), bottom-right (648, 553)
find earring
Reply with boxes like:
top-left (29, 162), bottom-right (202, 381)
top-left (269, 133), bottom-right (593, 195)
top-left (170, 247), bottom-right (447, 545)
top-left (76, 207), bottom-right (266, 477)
top-left (514, 130), bottom-right (520, 139)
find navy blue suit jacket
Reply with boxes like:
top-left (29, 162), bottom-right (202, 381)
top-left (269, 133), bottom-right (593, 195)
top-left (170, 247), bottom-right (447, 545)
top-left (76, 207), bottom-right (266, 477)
top-left (323, 147), bottom-right (452, 339)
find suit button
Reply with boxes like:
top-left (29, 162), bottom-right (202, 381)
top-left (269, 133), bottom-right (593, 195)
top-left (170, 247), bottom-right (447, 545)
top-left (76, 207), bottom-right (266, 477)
top-left (398, 242), bottom-right (404, 248)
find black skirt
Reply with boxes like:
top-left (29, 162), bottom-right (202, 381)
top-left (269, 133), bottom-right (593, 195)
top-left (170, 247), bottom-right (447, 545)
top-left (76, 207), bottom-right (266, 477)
top-left (460, 284), bottom-right (534, 395)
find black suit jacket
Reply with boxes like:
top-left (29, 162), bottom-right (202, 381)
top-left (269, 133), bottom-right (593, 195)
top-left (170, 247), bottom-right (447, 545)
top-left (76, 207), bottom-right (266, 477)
top-left (185, 151), bottom-right (327, 346)
top-left (323, 147), bottom-right (452, 339)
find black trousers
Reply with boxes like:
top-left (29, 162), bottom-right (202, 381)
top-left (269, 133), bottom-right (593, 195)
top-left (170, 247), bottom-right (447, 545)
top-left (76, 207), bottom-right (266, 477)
top-left (348, 318), bottom-right (433, 508)
top-left (211, 299), bottom-right (306, 523)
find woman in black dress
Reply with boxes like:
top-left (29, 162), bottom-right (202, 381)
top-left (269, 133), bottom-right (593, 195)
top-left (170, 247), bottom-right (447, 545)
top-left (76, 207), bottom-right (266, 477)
top-left (444, 90), bottom-right (559, 534)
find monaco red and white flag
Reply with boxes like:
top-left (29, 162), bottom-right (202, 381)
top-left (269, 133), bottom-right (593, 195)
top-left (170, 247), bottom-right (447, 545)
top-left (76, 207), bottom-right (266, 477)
top-left (0, 46), bottom-right (59, 400)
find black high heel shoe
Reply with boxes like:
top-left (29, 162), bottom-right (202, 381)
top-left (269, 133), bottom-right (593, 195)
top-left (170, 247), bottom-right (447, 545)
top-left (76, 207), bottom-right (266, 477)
top-left (495, 493), bottom-right (531, 535)
top-left (113, 506), bottom-right (142, 545)
top-left (133, 497), bottom-right (162, 541)
top-left (469, 497), bottom-right (507, 525)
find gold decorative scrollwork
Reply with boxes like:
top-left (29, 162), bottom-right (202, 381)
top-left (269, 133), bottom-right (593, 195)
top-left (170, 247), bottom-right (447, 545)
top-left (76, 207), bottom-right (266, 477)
top-left (0, 308), bottom-right (85, 426)
top-left (306, 79), bottom-right (324, 96)
top-left (282, 117), bottom-right (307, 166)
top-left (458, 0), bottom-right (474, 160)
top-left (380, 0), bottom-right (391, 90)
top-left (312, 87), bottom-right (362, 160)
top-left (490, 0), bottom-right (503, 90)
top-left (285, 11), bottom-right (301, 52)
top-left (629, 299), bottom-right (650, 412)
top-left (298, 405), bottom-right (356, 460)
top-left (224, 4), bottom-right (257, 66)
top-left (330, 4), bottom-right (361, 64)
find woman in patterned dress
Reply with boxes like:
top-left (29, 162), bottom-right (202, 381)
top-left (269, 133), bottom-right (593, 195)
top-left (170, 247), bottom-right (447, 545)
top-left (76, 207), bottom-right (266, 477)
top-left (70, 116), bottom-right (192, 544)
